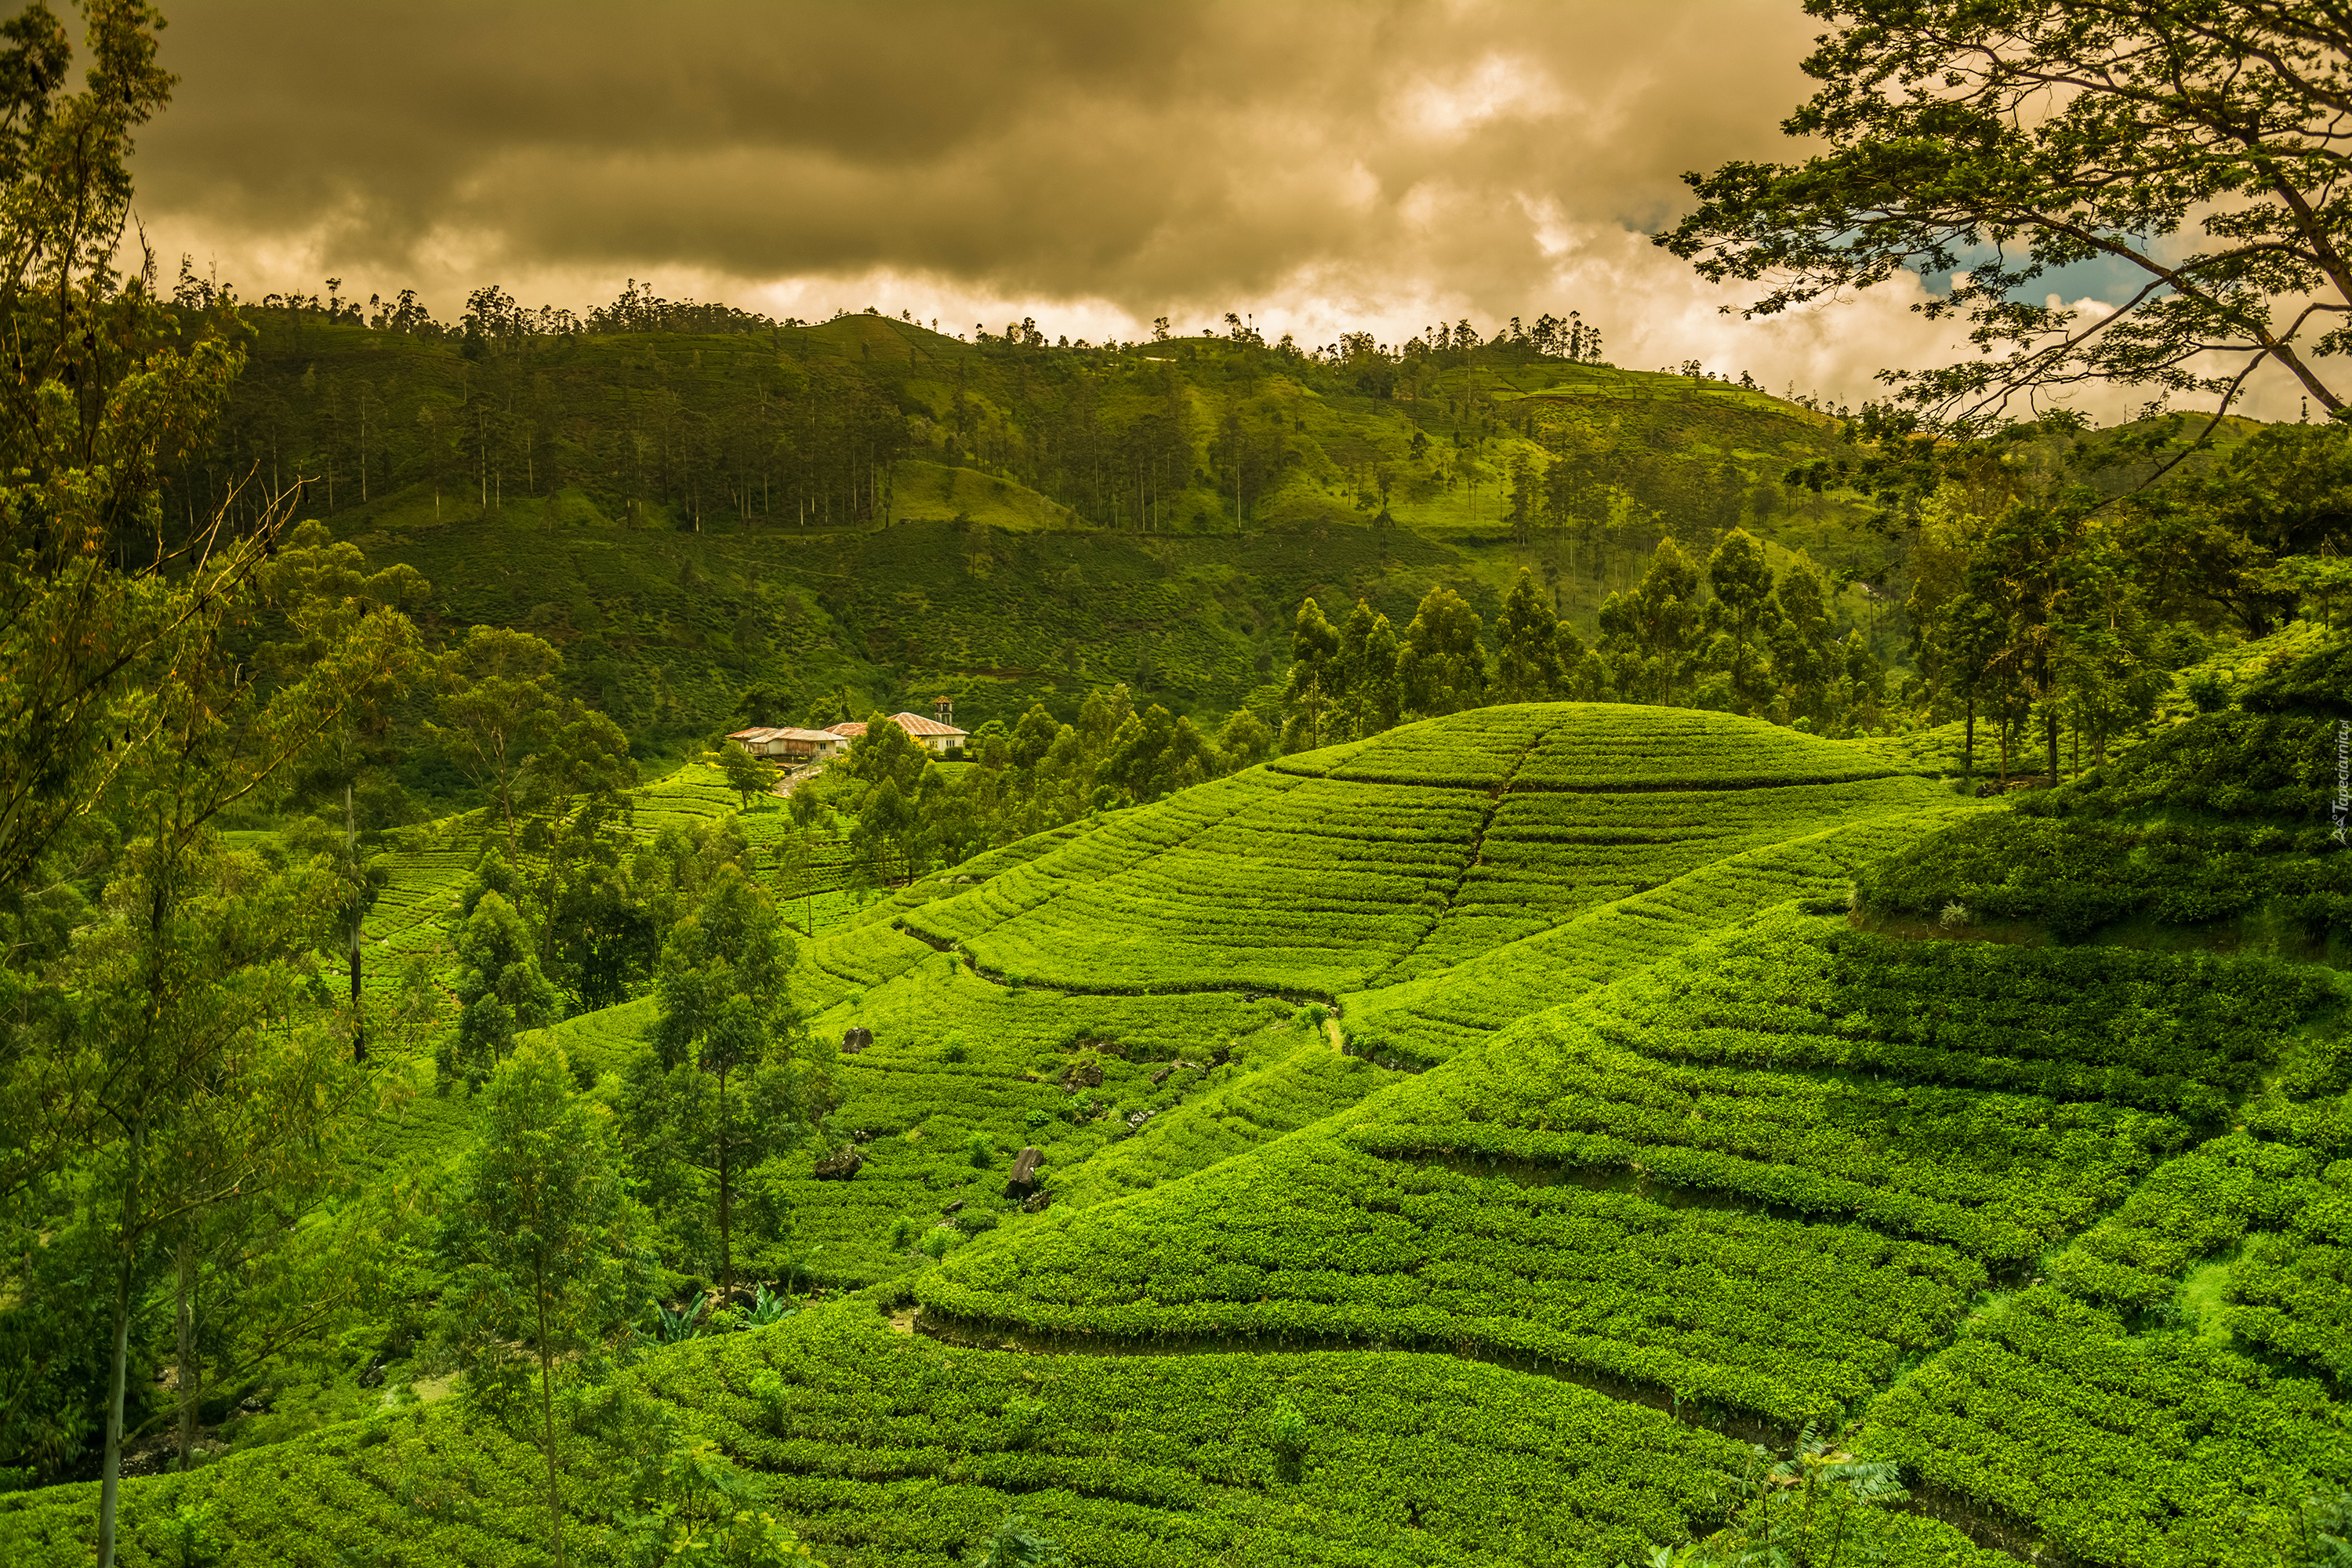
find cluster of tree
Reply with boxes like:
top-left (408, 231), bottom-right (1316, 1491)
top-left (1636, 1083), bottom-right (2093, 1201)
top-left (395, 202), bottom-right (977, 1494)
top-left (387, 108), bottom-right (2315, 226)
top-left (0, 14), bottom-right (443, 1555)
top-left (175, 258), bottom-right (1648, 546)
top-left (434, 1034), bottom-right (830, 1568)
top-left (0, 16), bottom-right (843, 1533)
top-left (1889, 414), bottom-right (2352, 789)
top-left (1276, 550), bottom-right (1886, 750)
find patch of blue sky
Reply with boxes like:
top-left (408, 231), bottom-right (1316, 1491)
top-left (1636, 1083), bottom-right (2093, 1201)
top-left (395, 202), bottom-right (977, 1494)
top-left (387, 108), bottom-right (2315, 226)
top-left (1917, 248), bottom-right (2152, 303)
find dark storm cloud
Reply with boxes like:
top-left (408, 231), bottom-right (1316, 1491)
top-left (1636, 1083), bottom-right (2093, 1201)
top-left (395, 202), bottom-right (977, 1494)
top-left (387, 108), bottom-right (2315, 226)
top-left (140, 0), bottom-right (2174, 409)
top-left (137, 2), bottom-right (1817, 306)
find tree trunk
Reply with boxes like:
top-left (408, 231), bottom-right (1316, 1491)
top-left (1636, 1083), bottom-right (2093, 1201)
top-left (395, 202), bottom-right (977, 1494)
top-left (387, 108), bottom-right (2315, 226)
top-left (175, 1225), bottom-right (198, 1471)
top-left (2046, 706), bottom-right (2060, 788)
top-left (348, 781), bottom-right (365, 1062)
top-left (96, 1123), bottom-right (143, 1568)
top-left (536, 1260), bottom-right (565, 1568)
top-left (1962, 694), bottom-right (1976, 797)
top-left (718, 1066), bottom-right (733, 1296)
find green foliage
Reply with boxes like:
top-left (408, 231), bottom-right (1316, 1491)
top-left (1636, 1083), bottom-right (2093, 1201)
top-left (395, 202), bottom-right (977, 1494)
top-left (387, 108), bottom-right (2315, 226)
top-left (437, 1036), bottom-right (648, 1566)
top-left (448, 885), bottom-right (561, 1088)
top-left (1631, 1428), bottom-right (1907, 1568)
top-left (921, 911), bottom-right (2325, 1427)
top-left (633, 863), bottom-right (822, 1289)
top-left (717, 742), bottom-right (775, 812)
top-left (1857, 705), bottom-right (2352, 941)
top-left (2301, 1490), bottom-right (2352, 1568)
top-left (1599, 539), bottom-right (1703, 704)
top-left (1396, 586), bottom-right (1487, 718)
top-left (1265, 1397), bottom-right (1309, 1483)
top-left (1490, 568), bottom-right (1570, 703)
top-left (962, 1511), bottom-right (1065, 1568)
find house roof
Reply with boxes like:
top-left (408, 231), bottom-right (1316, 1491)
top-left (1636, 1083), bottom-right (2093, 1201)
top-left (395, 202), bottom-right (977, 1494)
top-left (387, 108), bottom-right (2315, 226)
top-left (735, 726), bottom-right (848, 746)
top-left (890, 711), bottom-right (968, 738)
top-left (820, 715), bottom-right (970, 742)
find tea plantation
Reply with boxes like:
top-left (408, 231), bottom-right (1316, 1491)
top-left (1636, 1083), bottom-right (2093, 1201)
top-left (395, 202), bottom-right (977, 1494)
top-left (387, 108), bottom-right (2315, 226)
top-left (7, 699), bottom-right (2347, 1567)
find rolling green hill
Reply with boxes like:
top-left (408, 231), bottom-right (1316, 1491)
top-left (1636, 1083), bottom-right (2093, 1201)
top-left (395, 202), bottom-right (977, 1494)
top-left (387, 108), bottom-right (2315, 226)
top-left (198, 311), bottom-right (1907, 758)
top-left (17, 698), bottom-right (2344, 1566)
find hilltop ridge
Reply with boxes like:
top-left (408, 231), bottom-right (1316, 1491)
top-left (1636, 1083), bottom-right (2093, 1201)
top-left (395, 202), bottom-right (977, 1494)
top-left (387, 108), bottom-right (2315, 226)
top-left (195, 307), bottom-right (1906, 759)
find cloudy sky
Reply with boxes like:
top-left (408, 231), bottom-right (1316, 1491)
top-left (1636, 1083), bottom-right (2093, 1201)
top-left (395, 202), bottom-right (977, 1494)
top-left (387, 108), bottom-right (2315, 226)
top-left (126, 0), bottom-right (2303, 419)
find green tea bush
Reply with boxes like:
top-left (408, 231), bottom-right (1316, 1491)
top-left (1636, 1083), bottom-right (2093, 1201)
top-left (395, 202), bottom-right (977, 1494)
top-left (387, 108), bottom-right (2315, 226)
top-left (1857, 710), bottom-right (2352, 940)
top-left (1858, 1286), bottom-right (2352, 1564)
top-left (1266, 1397), bottom-right (1310, 1483)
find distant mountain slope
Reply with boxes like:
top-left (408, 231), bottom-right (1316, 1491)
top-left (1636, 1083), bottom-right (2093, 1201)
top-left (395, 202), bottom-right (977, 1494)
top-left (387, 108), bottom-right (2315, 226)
top-left (202, 313), bottom-right (1902, 750)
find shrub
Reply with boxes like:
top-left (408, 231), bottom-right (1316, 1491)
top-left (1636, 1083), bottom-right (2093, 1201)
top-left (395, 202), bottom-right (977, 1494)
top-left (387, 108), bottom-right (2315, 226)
top-left (2183, 668), bottom-right (2234, 713)
top-left (965, 1511), bottom-right (1066, 1567)
top-left (966, 1131), bottom-right (995, 1168)
top-left (1002, 1396), bottom-right (1047, 1449)
top-left (1267, 1396), bottom-right (1309, 1481)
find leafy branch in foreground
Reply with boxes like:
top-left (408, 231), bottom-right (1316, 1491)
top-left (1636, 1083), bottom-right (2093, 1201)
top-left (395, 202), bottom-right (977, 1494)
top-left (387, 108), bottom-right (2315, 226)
top-left (1660, 1), bottom-right (2352, 432)
top-left (1635, 1426), bottom-right (1907, 1567)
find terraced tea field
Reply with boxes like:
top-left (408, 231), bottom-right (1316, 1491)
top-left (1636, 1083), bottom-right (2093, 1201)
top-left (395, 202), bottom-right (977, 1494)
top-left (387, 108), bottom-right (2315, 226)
top-left (12, 702), bottom-right (2344, 1567)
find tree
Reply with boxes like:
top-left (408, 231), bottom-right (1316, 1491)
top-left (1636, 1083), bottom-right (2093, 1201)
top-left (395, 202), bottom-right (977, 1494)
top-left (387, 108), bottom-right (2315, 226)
top-left (448, 887), bottom-right (561, 1091)
top-left (1491, 568), bottom-right (1566, 703)
top-left (1282, 597), bottom-right (1341, 750)
top-left (775, 786), bottom-right (829, 935)
top-left (65, 831), bottom-right (365, 1534)
top-left (2128, 423), bottom-right (2352, 635)
top-left (1704, 527), bottom-right (1779, 714)
top-left (1360, 609), bottom-right (1403, 730)
top-left (438, 1036), bottom-right (647, 1568)
top-left (1661, 2), bottom-right (2352, 430)
top-left (527, 714), bottom-right (649, 1012)
top-left (1506, 453), bottom-right (1539, 545)
top-left (643, 866), bottom-right (815, 1291)
top-left (1215, 709), bottom-right (1274, 770)
top-left (717, 737), bottom-right (773, 811)
top-left (0, 0), bottom-right (243, 931)
top-left (1102, 704), bottom-right (1217, 804)
top-left (1329, 599), bottom-right (1391, 740)
top-left (430, 626), bottom-right (568, 862)
top-left (23, 487), bottom-right (422, 1565)
top-left (1907, 500), bottom-right (2014, 790)
top-left (598, 1406), bottom-right (826, 1568)
top-left (1976, 502), bottom-right (2126, 783)
top-left (1767, 564), bottom-right (1839, 725)
top-left (1396, 586), bottom-right (1487, 718)
top-left (13, 548), bottom-right (419, 1564)
top-left (841, 711), bottom-right (926, 797)
top-left (1599, 539), bottom-right (1704, 704)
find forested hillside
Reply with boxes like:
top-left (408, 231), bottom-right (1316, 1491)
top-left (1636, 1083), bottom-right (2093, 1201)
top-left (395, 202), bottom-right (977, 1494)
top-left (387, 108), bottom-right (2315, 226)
top-left (175, 285), bottom-right (1922, 759)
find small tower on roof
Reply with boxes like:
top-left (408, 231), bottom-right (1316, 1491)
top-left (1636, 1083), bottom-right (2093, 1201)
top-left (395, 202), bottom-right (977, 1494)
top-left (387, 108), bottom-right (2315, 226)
top-left (934, 695), bottom-right (953, 727)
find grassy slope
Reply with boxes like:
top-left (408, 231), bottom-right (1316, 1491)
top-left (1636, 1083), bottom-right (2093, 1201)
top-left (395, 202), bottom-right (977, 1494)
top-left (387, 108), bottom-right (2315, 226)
top-left (22, 700), bottom-right (2347, 1564)
top-left (3, 702), bottom-right (2070, 1568)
